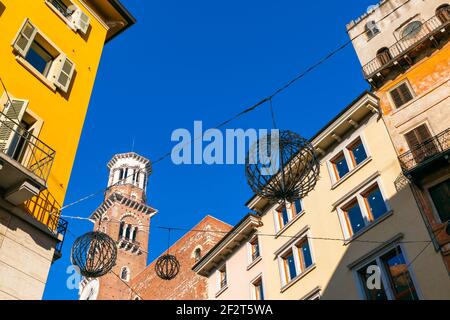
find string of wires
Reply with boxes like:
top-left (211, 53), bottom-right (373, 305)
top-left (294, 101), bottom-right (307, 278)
top-left (51, 0), bottom-right (413, 214)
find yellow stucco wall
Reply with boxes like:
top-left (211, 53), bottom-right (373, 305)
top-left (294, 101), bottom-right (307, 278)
top-left (0, 0), bottom-right (108, 213)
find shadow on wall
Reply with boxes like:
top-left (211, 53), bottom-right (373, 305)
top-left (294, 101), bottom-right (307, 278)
top-left (0, 2), bottom-right (5, 17)
top-left (319, 176), bottom-right (448, 300)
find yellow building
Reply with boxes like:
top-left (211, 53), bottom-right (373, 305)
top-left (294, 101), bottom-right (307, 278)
top-left (0, 0), bottom-right (134, 299)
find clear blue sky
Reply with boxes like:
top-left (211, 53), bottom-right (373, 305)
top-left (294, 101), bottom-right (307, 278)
top-left (43, 0), bottom-right (375, 299)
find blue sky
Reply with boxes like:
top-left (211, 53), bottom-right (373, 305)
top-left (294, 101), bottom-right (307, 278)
top-left (43, 0), bottom-right (376, 299)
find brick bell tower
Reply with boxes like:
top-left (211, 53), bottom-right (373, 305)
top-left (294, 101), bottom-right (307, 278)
top-left (80, 152), bottom-right (157, 300)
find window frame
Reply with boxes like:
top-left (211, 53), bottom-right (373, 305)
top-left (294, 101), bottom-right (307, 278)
top-left (425, 175), bottom-right (450, 224)
top-left (388, 80), bottom-right (415, 109)
top-left (337, 179), bottom-right (390, 240)
top-left (248, 235), bottom-right (261, 264)
top-left (45, 0), bottom-right (91, 35)
top-left (250, 275), bottom-right (265, 300)
top-left (353, 244), bottom-right (421, 300)
top-left (273, 199), bottom-right (305, 233)
top-left (217, 264), bottom-right (227, 291)
top-left (277, 232), bottom-right (315, 287)
top-left (12, 19), bottom-right (76, 93)
top-left (327, 135), bottom-right (370, 185)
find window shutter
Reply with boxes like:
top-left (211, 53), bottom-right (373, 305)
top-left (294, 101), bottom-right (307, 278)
top-left (13, 19), bottom-right (37, 57)
top-left (390, 83), bottom-right (413, 108)
top-left (415, 124), bottom-right (432, 143)
top-left (0, 100), bottom-right (28, 154)
top-left (404, 130), bottom-right (419, 150)
top-left (52, 55), bottom-right (76, 93)
top-left (71, 8), bottom-right (90, 35)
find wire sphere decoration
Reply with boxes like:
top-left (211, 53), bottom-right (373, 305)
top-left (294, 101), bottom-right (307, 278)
top-left (71, 231), bottom-right (118, 278)
top-left (245, 130), bottom-right (320, 203)
top-left (155, 254), bottom-right (180, 280)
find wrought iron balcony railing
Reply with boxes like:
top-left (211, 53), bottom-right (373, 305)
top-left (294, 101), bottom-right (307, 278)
top-left (53, 218), bottom-right (68, 262)
top-left (24, 189), bottom-right (62, 232)
top-left (0, 109), bottom-right (55, 183)
top-left (363, 10), bottom-right (450, 78)
top-left (49, 0), bottom-right (74, 17)
top-left (399, 128), bottom-right (450, 173)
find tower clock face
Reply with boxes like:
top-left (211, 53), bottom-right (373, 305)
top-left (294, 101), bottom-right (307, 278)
top-left (80, 279), bottom-right (99, 300)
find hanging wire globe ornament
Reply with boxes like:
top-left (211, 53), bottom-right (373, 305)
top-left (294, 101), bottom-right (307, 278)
top-left (71, 231), bottom-right (118, 278)
top-left (155, 254), bottom-right (180, 280)
top-left (245, 130), bottom-right (320, 203)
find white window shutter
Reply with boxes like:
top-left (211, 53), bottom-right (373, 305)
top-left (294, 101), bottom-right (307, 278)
top-left (71, 8), bottom-right (90, 34)
top-left (52, 55), bottom-right (76, 93)
top-left (0, 100), bottom-right (28, 155)
top-left (13, 19), bottom-right (37, 57)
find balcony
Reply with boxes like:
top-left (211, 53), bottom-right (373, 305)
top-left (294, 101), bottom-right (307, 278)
top-left (0, 108), bottom-right (55, 205)
top-left (399, 128), bottom-right (450, 178)
top-left (363, 9), bottom-right (450, 85)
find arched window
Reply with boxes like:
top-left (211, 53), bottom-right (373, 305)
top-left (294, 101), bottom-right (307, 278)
top-left (194, 248), bottom-right (202, 262)
top-left (376, 47), bottom-right (391, 65)
top-left (365, 20), bottom-right (380, 39)
top-left (119, 221), bottom-right (125, 239)
top-left (132, 227), bottom-right (138, 242)
top-left (437, 4), bottom-right (450, 22)
top-left (120, 267), bottom-right (130, 281)
top-left (125, 224), bottom-right (132, 239)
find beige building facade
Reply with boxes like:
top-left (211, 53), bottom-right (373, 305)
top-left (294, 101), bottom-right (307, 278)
top-left (195, 92), bottom-right (450, 300)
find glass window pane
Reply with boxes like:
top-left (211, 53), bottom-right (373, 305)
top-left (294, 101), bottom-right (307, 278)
top-left (25, 42), bottom-right (53, 75)
top-left (280, 206), bottom-right (289, 227)
top-left (333, 154), bottom-right (349, 179)
top-left (350, 140), bottom-right (368, 166)
top-left (294, 199), bottom-right (303, 214)
top-left (381, 248), bottom-right (419, 300)
top-left (428, 179), bottom-right (450, 223)
top-left (345, 202), bottom-right (365, 235)
top-left (365, 186), bottom-right (388, 220)
top-left (299, 241), bottom-right (313, 269)
top-left (358, 262), bottom-right (388, 300)
top-left (284, 252), bottom-right (297, 281)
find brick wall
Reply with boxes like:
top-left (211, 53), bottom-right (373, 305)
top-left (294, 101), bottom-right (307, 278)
top-left (130, 216), bottom-right (231, 300)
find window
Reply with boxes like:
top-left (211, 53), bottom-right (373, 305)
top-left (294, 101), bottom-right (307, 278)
top-left (282, 250), bottom-right (297, 283)
top-left (329, 136), bottom-right (369, 183)
top-left (362, 185), bottom-right (388, 221)
top-left (252, 277), bottom-right (265, 300)
top-left (389, 82), bottom-right (414, 108)
top-left (356, 246), bottom-right (419, 300)
top-left (365, 20), bottom-right (380, 39)
top-left (428, 179), bottom-right (450, 223)
top-left (120, 267), bottom-right (130, 281)
top-left (338, 182), bottom-right (389, 239)
top-left (348, 138), bottom-right (368, 167)
top-left (342, 200), bottom-right (365, 236)
top-left (376, 47), bottom-right (391, 65)
top-left (296, 239), bottom-right (313, 271)
top-left (218, 265), bottom-right (227, 290)
top-left (249, 237), bottom-right (260, 262)
top-left (401, 21), bottom-right (423, 39)
top-left (331, 152), bottom-right (349, 179)
top-left (293, 199), bottom-right (303, 215)
top-left (437, 4), bottom-right (450, 23)
top-left (12, 19), bottom-right (76, 93)
top-left (278, 236), bottom-right (314, 286)
top-left (404, 124), bottom-right (437, 162)
top-left (276, 205), bottom-right (290, 230)
top-left (194, 248), bottom-right (202, 262)
top-left (275, 199), bottom-right (304, 232)
top-left (47, 0), bottom-right (91, 34)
